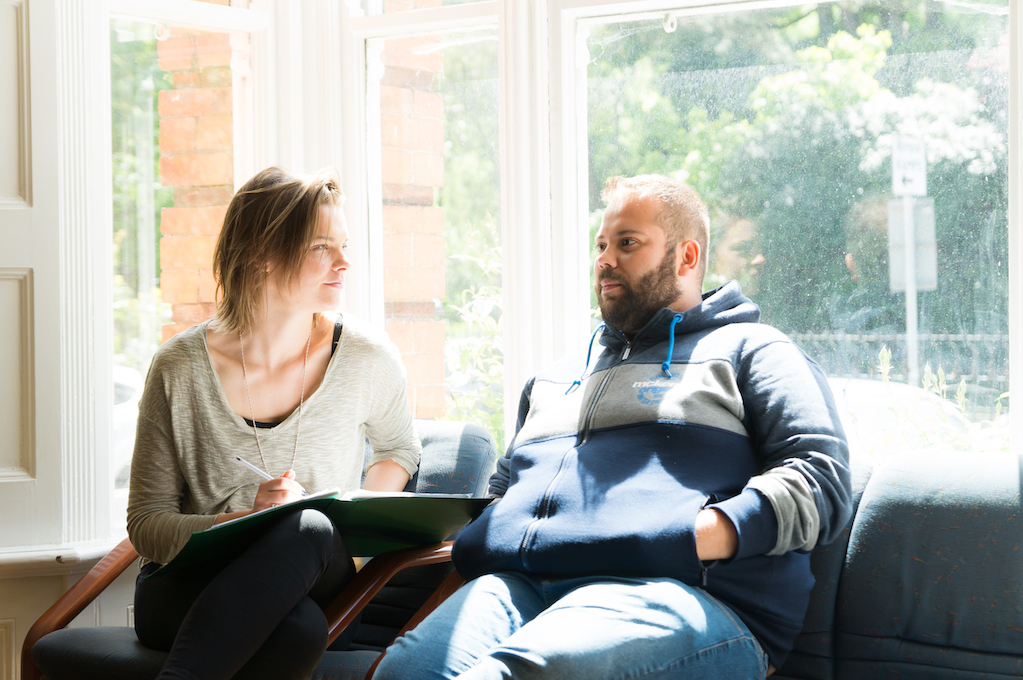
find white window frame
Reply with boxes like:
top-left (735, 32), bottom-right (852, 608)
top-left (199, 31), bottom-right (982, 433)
top-left (339, 0), bottom-right (1021, 446)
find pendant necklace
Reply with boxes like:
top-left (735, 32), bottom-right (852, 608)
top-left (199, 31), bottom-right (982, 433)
top-left (239, 316), bottom-right (314, 476)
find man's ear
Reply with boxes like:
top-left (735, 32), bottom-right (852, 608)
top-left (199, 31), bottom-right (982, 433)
top-left (676, 240), bottom-right (701, 276)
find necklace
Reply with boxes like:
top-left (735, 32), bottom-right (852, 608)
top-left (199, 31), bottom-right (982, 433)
top-left (239, 316), bottom-right (314, 476)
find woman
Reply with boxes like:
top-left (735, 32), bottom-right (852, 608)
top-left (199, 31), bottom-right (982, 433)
top-left (127, 166), bottom-right (420, 680)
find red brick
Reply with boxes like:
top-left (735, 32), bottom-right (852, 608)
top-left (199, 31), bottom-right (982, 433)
top-left (172, 71), bottom-right (201, 88)
top-left (405, 351), bottom-right (445, 385)
top-left (157, 36), bottom-right (195, 71)
top-left (172, 302), bottom-right (209, 324)
top-left (161, 206), bottom-right (228, 235)
top-left (386, 301), bottom-right (437, 318)
top-left (382, 232), bottom-right (414, 268)
top-left (400, 118), bottom-right (443, 152)
top-left (158, 88), bottom-right (232, 117)
top-left (412, 91), bottom-right (443, 119)
top-left (381, 149), bottom-right (413, 185)
top-left (198, 269), bottom-right (219, 303)
top-left (161, 235), bottom-right (217, 270)
top-left (159, 117), bottom-right (197, 152)
top-left (383, 205), bottom-right (444, 235)
top-left (160, 269), bottom-right (198, 305)
top-left (380, 114), bottom-right (402, 147)
top-left (380, 66), bottom-right (436, 91)
top-left (382, 38), bottom-right (444, 74)
top-left (200, 66), bottom-right (233, 88)
top-left (413, 319), bottom-right (445, 353)
top-left (160, 152), bottom-right (233, 187)
top-left (173, 186), bottom-right (234, 207)
top-left (414, 233), bottom-right (444, 268)
top-left (196, 33), bottom-right (232, 68)
top-left (384, 266), bottom-right (444, 300)
top-left (196, 115), bottom-right (233, 150)
top-left (380, 85), bottom-right (411, 115)
top-left (385, 320), bottom-right (415, 354)
top-left (413, 152), bottom-right (444, 187)
top-left (381, 184), bottom-right (433, 206)
top-left (163, 322), bottom-right (195, 343)
top-left (415, 385), bottom-right (446, 419)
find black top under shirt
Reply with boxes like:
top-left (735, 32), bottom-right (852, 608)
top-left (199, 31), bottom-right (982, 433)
top-left (243, 319), bottom-right (343, 429)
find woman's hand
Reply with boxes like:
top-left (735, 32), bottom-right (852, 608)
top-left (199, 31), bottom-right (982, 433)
top-left (252, 469), bottom-right (307, 511)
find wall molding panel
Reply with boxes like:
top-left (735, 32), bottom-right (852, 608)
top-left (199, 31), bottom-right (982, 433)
top-left (0, 619), bottom-right (13, 680)
top-left (0, 0), bottom-right (31, 207)
top-left (0, 269), bottom-right (33, 482)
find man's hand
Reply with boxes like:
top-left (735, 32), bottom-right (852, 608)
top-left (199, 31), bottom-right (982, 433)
top-left (695, 508), bottom-right (738, 562)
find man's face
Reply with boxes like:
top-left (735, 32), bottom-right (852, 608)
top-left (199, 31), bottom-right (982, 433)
top-left (594, 193), bottom-right (682, 334)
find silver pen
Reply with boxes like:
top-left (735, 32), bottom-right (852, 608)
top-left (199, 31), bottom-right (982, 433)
top-left (235, 456), bottom-right (306, 495)
top-left (235, 456), bottom-right (273, 481)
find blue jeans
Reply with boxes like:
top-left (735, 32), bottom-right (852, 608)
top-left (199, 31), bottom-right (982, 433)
top-left (374, 571), bottom-right (769, 680)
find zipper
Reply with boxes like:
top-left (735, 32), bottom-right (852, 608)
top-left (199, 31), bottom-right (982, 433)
top-left (519, 449), bottom-right (576, 568)
top-left (520, 334), bottom-right (634, 567)
top-left (578, 339), bottom-right (632, 446)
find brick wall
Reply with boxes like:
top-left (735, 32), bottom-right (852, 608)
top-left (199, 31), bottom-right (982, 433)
top-left (151, 0), bottom-right (450, 420)
top-left (155, 27), bottom-right (233, 342)
top-left (378, 22), bottom-right (447, 419)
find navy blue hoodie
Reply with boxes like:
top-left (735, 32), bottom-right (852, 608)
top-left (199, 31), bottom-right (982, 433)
top-left (452, 282), bottom-right (852, 667)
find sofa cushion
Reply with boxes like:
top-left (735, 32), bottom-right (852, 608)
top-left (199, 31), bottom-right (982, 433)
top-left (834, 451), bottom-right (1023, 678)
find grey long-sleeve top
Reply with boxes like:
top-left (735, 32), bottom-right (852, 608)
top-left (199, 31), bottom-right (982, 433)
top-left (127, 316), bottom-right (421, 565)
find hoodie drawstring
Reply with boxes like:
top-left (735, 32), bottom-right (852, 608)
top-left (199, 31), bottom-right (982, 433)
top-left (661, 314), bottom-right (684, 378)
top-left (566, 324), bottom-right (606, 394)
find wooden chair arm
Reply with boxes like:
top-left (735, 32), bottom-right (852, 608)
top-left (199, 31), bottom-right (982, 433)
top-left (323, 542), bottom-right (454, 645)
top-left (365, 568), bottom-right (466, 679)
top-left (21, 537), bottom-right (139, 680)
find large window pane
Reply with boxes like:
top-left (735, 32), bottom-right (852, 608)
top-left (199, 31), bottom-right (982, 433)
top-left (110, 18), bottom-right (252, 500)
top-left (584, 2), bottom-right (1008, 457)
top-left (368, 28), bottom-right (503, 447)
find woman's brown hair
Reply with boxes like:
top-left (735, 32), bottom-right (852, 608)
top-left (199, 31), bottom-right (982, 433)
top-left (212, 166), bottom-right (344, 333)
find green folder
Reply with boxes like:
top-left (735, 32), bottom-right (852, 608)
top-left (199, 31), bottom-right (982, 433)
top-left (154, 491), bottom-right (492, 575)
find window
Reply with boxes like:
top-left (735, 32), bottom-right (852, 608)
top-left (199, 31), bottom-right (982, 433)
top-left (354, 8), bottom-right (504, 446)
top-left (339, 0), bottom-right (1017, 455)
top-left (109, 2), bottom-right (261, 525)
top-left (579, 2), bottom-right (1009, 457)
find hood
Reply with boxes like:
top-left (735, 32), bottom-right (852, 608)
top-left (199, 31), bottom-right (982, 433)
top-left (599, 280), bottom-right (760, 352)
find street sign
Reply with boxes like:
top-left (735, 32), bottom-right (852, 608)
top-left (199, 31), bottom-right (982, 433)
top-left (887, 197), bottom-right (937, 291)
top-left (892, 135), bottom-right (927, 196)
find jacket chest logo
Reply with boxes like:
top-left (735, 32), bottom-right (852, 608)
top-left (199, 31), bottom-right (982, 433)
top-left (632, 373), bottom-right (680, 406)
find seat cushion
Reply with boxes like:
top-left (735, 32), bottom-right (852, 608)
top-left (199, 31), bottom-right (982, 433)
top-left (34, 626), bottom-right (382, 680)
top-left (33, 627), bottom-right (166, 680)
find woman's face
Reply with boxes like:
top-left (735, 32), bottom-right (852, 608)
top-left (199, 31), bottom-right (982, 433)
top-left (269, 204), bottom-right (351, 314)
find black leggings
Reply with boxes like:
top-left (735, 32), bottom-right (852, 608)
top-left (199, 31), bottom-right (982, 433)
top-left (134, 508), bottom-right (357, 680)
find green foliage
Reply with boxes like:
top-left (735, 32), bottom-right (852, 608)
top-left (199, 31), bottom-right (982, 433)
top-left (442, 223), bottom-right (505, 452)
top-left (111, 22), bottom-right (174, 373)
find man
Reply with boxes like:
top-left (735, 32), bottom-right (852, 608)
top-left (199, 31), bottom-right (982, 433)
top-left (375, 175), bottom-right (852, 679)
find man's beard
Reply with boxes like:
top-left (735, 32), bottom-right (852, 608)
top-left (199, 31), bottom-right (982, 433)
top-left (596, 248), bottom-right (681, 334)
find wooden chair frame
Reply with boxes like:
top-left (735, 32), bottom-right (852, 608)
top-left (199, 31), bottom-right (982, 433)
top-left (21, 538), bottom-right (466, 680)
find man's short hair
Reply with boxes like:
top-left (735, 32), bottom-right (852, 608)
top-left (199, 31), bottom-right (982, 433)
top-left (601, 174), bottom-right (710, 283)
top-left (213, 166), bottom-right (344, 333)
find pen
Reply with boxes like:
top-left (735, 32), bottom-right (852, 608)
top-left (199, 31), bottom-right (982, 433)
top-left (235, 456), bottom-right (307, 495)
top-left (235, 456), bottom-right (273, 481)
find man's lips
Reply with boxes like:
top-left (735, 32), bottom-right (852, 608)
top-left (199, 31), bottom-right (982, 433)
top-left (598, 279), bottom-right (624, 294)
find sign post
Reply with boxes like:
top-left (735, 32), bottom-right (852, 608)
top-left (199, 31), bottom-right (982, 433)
top-left (891, 135), bottom-right (927, 387)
